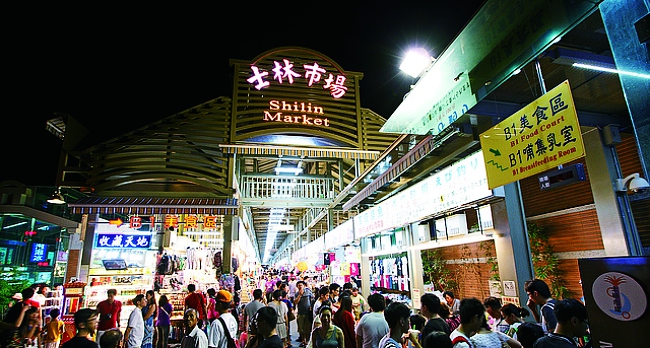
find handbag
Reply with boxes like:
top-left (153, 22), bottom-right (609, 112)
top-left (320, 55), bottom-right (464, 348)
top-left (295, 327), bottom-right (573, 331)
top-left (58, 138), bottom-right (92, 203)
top-left (288, 309), bottom-right (296, 322)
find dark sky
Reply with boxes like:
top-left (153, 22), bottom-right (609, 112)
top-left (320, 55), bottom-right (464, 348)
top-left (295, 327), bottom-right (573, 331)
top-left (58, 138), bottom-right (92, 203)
top-left (3, 2), bottom-right (485, 186)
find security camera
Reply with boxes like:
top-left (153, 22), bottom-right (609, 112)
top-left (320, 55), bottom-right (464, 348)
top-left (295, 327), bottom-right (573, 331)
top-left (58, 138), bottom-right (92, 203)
top-left (616, 173), bottom-right (650, 193)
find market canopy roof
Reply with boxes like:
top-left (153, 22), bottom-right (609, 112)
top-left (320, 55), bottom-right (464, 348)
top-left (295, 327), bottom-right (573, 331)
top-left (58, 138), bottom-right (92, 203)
top-left (219, 144), bottom-right (380, 160)
top-left (68, 197), bottom-right (239, 215)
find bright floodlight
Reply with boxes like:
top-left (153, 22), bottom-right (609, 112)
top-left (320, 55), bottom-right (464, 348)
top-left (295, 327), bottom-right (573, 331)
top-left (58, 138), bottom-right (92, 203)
top-left (400, 48), bottom-right (432, 78)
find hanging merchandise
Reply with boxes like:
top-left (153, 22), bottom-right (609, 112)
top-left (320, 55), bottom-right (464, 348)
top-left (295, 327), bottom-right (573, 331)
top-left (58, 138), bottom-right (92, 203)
top-left (368, 252), bottom-right (411, 305)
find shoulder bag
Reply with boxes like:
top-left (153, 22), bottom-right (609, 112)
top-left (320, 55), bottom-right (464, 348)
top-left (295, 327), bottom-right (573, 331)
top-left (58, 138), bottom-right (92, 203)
top-left (218, 317), bottom-right (239, 348)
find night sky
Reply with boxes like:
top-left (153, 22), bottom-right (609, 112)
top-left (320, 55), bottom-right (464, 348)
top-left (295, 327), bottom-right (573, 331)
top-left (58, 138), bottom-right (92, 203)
top-left (2, 2), bottom-right (485, 186)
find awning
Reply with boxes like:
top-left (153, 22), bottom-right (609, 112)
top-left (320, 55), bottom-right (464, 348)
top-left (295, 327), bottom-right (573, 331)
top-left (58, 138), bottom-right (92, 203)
top-left (68, 197), bottom-right (239, 215)
top-left (343, 135), bottom-right (435, 210)
top-left (220, 144), bottom-right (380, 160)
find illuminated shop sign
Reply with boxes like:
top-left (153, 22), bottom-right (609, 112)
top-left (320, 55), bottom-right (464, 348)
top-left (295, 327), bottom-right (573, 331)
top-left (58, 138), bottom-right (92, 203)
top-left (263, 100), bottom-right (330, 127)
top-left (95, 233), bottom-right (151, 249)
top-left (30, 243), bottom-right (47, 263)
top-left (354, 151), bottom-right (493, 238)
top-left (247, 58), bottom-right (348, 99)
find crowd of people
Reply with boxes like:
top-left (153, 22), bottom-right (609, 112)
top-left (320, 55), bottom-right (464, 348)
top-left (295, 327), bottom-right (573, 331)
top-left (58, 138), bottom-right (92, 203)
top-left (0, 273), bottom-right (590, 348)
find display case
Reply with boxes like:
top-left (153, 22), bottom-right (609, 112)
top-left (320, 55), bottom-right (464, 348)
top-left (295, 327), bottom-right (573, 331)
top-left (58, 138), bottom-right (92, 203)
top-left (41, 289), bottom-right (64, 325)
top-left (61, 282), bottom-right (87, 345)
top-left (85, 268), bottom-right (153, 328)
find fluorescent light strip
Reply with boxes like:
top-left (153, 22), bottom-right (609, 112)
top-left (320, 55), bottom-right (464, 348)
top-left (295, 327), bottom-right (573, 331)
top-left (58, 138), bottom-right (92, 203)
top-left (573, 63), bottom-right (650, 79)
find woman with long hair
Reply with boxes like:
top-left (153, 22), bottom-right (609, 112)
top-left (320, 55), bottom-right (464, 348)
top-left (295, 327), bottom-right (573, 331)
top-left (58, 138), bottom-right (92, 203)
top-left (268, 289), bottom-right (289, 348)
top-left (332, 296), bottom-right (355, 348)
top-left (7, 306), bottom-right (41, 348)
top-left (156, 294), bottom-right (173, 348)
top-left (311, 306), bottom-right (344, 348)
top-left (142, 290), bottom-right (157, 348)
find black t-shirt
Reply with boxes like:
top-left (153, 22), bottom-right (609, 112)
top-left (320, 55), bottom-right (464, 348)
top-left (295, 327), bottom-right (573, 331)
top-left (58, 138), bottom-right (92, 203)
top-left (421, 317), bottom-right (451, 342)
top-left (61, 336), bottom-right (99, 348)
top-left (260, 335), bottom-right (284, 348)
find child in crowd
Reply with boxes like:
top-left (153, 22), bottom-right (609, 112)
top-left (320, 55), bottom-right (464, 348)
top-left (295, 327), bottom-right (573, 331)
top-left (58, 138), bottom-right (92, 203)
top-left (43, 308), bottom-right (65, 348)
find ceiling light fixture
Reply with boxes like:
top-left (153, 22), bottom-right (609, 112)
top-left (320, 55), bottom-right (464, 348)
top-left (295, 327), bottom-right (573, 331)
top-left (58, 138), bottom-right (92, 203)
top-left (47, 188), bottom-right (66, 204)
top-left (572, 63), bottom-right (650, 79)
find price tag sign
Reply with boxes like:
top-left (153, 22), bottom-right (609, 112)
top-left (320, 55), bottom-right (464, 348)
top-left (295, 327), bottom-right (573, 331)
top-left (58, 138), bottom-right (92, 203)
top-left (114, 275), bottom-right (133, 285)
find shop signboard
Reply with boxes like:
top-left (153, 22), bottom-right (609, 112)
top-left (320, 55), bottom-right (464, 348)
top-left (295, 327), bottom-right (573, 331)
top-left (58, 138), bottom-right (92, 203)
top-left (480, 80), bottom-right (585, 189)
top-left (326, 219), bottom-right (354, 250)
top-left (30, 243), bottom-right (47, 263)
top-left (95, 233), bottom-right (152, 249)
top-left (354, 150), bottom-right (494, 238)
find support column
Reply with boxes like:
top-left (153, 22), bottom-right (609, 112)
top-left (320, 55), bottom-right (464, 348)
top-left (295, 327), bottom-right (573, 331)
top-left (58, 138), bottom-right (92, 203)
top-left (222, 215), bottom-right (239, 275)
top-left (360, 238), bottom-right (370, 297)
top-left (79, 214), bottom-right (99, 283)
top-left (407, 223), bottom-right (424, 308)
top-left (496, 182), bottom-right (535, 309)
top-left (583, 126), bottom-right (635, 256)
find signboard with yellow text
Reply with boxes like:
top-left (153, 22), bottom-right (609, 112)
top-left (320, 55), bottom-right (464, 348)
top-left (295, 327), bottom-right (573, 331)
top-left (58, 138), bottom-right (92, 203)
top-left (480, 80), bottom-right (585, 189)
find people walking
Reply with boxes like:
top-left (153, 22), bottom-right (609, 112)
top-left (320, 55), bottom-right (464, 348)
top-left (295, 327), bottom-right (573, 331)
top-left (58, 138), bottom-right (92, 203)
top-left (420, 293), bottom-right (450, 340)
top-left (268, 290), bottom-right (289, 348)
top-left (185, 284), bottom-right (209, 331)
top-left (355, 293), bottom-right (388, 348)
top-left (43, 308), bottom-right (65, 348)
top-left (500, 303), bottom-right (530, 339)
top-left (310, 306), bottom-right (344, 348)
top-left (156, 294), bottom-right (173, 348)
top-left (483, 297), bottom-right (509, 334)
top-left (332, 296), bottom-right (356, 348)
top-left (379, 302), bottom-right (421, 348)
top-left (294, 281), bottom-right (314, 347)
top-left (182, 308), bottom-right (209, 348)
top-left (256, 307), bottom-right (285, 348)
top-left (208, 290), bottom-right (238, 348)
top-left (123, 294), bottom-right (145, 348)
top-left (244, 290), bottom-right (266, 332)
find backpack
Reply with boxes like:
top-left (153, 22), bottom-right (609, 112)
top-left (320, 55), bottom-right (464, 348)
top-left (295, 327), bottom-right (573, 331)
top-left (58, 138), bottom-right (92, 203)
top-left (452, 335), bottom-right (472, 348)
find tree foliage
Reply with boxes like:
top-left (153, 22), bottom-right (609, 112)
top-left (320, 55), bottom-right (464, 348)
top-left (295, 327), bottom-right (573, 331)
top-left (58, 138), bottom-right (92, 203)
top-left (527, 222), bottom-right (571, 299)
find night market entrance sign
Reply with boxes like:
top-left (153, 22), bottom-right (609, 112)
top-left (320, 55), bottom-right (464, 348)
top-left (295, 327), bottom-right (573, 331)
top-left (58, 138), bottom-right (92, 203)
top-left (247, 56), bottom-right (346, 128)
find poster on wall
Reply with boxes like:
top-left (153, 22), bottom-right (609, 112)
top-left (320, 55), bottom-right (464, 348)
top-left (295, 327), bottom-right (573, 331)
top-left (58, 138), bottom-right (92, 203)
top-left (578, 256), bottom-right (649, 347)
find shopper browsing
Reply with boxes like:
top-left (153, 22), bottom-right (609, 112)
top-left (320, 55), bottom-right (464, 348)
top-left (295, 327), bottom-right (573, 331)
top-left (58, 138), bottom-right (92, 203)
top-left (96, 289), bottom-right (122, 343)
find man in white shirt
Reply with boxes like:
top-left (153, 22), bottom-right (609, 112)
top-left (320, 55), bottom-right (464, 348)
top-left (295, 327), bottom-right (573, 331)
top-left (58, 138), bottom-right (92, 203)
top-left (32, 283), bottom-right (49, 307)
top-left (123, 294), bottom-right (145, 348)
top-left (182, 308), bottom-right (209, 348)
top-left (355, 293), bottom-right (389, 348)
top-left (208, 290), bottom-right (238, 348)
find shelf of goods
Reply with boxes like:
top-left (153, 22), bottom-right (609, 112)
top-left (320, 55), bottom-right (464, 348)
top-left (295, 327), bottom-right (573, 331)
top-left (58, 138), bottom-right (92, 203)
top-left (42, 290), bottom-right (64, 318)
top-left (85, 269), bottom-right (153, 328)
